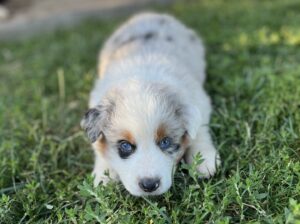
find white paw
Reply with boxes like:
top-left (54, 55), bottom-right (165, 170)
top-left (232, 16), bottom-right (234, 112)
top-left (93, 172), bottom-right (110, 187)
top-left (92, 169), bottom-right (118, 187)
top-left (197, 152), bottom-right (221, 178)
top-left (185, 144), bottom-right (221, 179)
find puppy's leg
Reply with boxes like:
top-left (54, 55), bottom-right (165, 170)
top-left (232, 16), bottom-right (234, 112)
top-left (185, 127), bottom-right (220, 178)
top-left (93, 153), bottom-right (118, 186)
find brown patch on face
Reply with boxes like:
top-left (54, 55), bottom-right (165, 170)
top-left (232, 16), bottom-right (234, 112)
top-left (121, 130), bottom-right (135, 144)
top-left (176, 151), bottom-right (185, 164)
top-left (181, 132), bottom-right (190, 149)
top-left (156, 124), bottom-right (167, 142)
top-left (94, 134), bottom-right (107, 155)
top-left (176, 132), bottom-right (190, 163)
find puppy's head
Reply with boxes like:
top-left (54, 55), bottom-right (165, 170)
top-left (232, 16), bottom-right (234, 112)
top-left (81, 82), bottom-right (201, 196)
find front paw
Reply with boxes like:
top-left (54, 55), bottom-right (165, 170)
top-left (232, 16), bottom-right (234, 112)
top-left (197, 153), bottom-right (221, 178)
top-left (92, 169), bottom-right (118, 187)
top-left (186, 147), bottom-right (221, 178)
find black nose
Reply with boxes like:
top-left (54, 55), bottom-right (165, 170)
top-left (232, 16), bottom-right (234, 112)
top-left (139, 178), bottom-right (160, 192)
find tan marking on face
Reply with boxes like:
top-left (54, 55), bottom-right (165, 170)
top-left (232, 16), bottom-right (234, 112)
top-left (156, 124), bottom-right (167, 142)
top-left (94, 134), bottom-right (107, 155)
top-left (121, 130), bottom-right (135, 144)
top-left (181, 132), bottom-right (190, 149)
top-left (176, 132), bottom-right (190, 163)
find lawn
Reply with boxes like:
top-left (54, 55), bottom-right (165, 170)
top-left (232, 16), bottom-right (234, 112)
top-left (0, 0), bottom-right (300, 223)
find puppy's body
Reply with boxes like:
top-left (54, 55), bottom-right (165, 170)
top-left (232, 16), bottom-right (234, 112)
top-left (83, 13), bottom-right (220, 196)
top-left (91, 13), bottom-right (206, 107)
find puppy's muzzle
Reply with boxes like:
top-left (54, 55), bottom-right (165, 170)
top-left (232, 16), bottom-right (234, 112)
top-left (138, 178), bottom-right (160, 192)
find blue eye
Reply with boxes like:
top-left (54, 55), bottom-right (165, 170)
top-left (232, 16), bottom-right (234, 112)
top-left (158, 137), bottom-right (172, 150)
top-left (118, 140), bottom-right (135, 159)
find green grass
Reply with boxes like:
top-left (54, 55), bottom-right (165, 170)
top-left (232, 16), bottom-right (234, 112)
top-left (1, 0), bottom-right (300, 223)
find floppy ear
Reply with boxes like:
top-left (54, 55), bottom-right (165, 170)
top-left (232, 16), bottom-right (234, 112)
top-left (80, 97), bottom-right (115, 142)
top-left (80, 107), bottom-right (103, 143)
top-left (159, 86), bottom-right (203, 140)
top-left (184, 104), bottom-right (203, 139)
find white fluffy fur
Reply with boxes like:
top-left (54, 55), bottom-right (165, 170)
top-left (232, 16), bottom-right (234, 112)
top-left (87, 12), bottom-right (220, 196)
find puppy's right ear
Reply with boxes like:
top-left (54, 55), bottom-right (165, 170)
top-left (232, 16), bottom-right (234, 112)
top-left (80, 107), bottom-right (103, 143)
top-left (81, 94), bottom-right (116, 142)
top-left (81, 89), bottom-right (118, 142)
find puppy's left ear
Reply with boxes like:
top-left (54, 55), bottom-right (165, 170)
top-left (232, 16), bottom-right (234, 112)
top-left (164, 87), bottom-right (203, 140)
top-left (183, 104), bottom-right (203, 139)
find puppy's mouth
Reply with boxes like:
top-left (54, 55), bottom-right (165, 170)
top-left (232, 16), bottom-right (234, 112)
top-left (128, 189), bottom-right (169, 197)
top-left (124, 182), bottom-right (171, 197)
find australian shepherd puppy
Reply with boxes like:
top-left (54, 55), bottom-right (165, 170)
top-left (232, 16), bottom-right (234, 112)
top-left (81, 12), bottom-right (220, 196)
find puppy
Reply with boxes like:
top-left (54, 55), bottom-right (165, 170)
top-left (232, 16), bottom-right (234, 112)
top-left (81, 12), bottom-right (220, 196)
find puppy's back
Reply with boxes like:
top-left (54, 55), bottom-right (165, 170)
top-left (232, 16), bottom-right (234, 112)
top-left (98, 12), bottom-right (206, 83)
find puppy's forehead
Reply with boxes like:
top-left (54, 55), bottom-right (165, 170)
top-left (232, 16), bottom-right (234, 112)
top-left (113, 114), bottom-right (181, 142)
top-left (116, 86), bottom-right (178, 121)
top-left (101, 82), bottom-right (185, 144)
